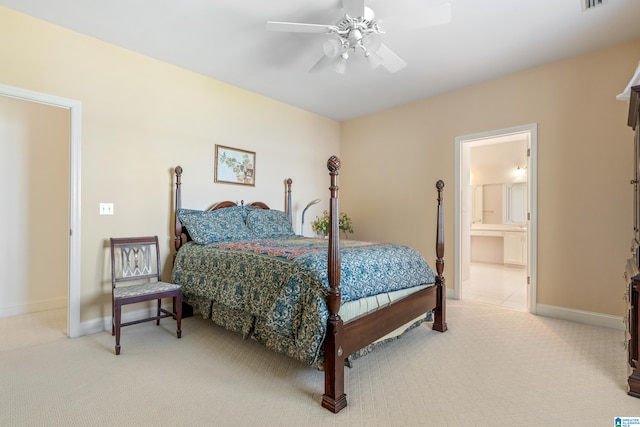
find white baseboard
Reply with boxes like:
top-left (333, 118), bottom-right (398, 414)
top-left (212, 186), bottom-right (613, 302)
top-left (536, 303), bottom-right (625, 331)
top-left (79, 304), bottom-right (176, 336)
top-left (79, 316), bottom-right (109, 336)
top-left (446, 289), bottom-right (625, 331)
top-left (0, 297), bottom-right (67, 318)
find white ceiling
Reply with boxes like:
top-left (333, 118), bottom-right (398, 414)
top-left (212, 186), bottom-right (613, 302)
top-left (2, 0), bottom-right (640, 121)
top-left (470, 138), bottom-right (529, 185)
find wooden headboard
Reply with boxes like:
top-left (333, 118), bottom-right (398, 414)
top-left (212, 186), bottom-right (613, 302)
top-left (173, 167), bottom-right (293, 251)
top-left (209, 200), bottom-right (270, 210)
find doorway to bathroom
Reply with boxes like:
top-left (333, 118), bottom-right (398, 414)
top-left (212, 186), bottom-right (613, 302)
top-left (455, 124), bottom-right (537, 313)
top-left (0, 84), bottom-right (82, 337)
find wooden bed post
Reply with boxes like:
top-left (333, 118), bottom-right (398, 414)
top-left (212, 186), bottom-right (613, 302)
top-left (322, 155), bottom-right (348, 413)
top-left (174, 165), bottom-right (194, 318)
top-left (432, 180), bottom-right (448, 332)
top-left (174, 166), bottom-right (183, 252)
top-left (285, 178), bottom-right (293, 225)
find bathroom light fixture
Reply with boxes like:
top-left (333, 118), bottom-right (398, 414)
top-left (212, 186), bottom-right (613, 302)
top-left (514, 166), bottom-right (527, 180)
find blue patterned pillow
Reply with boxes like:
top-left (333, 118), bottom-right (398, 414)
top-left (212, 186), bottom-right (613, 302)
top-left (246, 209), bottom-right (295, 238)
top-left (177, 207), bottom-right (252, 244)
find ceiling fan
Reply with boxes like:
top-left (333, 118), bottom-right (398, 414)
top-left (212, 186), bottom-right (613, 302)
top-left (266, 0), bottom-right (451, 74)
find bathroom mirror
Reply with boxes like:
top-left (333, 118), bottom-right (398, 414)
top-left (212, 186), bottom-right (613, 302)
top-left (505, 183), bottom-right (527, 224)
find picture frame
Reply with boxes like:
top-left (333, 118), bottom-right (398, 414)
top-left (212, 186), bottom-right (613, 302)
top-left (214, 145), bottom-right (256, 186)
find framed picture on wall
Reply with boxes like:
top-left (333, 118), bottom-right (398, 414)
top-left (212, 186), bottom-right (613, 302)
top-left (214, 145), bottom-right (256, 186)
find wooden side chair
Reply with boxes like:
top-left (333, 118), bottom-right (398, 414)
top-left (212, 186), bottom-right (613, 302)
top-left (109, 236), bottom-right (182, 355)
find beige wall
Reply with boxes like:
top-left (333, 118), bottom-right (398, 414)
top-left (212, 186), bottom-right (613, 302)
top-left (341, 38), bottom-right (640, 317)
top-left (0, 7), bottom-right (340, 324)
top-left (0, 96), bottom-right (69, 316)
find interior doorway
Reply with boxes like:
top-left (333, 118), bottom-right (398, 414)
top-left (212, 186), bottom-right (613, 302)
top-left (0, 84), bottom-right (81, 337)
top-left (454, 124), bottom-right (537, 313)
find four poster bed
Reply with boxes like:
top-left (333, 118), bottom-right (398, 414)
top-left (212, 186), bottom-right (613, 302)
top-left (171, 156), bottom-right (447, 413)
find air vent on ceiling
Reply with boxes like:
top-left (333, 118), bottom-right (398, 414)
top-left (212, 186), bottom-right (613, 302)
top-left (582, 0), bottom-right (608, 11)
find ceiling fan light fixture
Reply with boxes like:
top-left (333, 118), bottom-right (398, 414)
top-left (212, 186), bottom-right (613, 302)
top-left (266, 1), bottom-right (450, 74)
top-left (335, 53), bottom-right (348, 74)
top-left (362, 33), bottom-right (382, 52)
top-left (323, 38), bottom-right (343, 58)
top-left (349, 28), bottom-right (364, 43)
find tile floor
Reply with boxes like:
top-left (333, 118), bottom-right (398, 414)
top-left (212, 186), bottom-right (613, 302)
top-left (462, 262), bottom-right (528, 311)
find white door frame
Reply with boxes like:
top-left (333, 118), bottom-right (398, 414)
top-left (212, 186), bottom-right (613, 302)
top-left (0, 84), bottom-right (81, 337)
top-left (454, 124), bottom-right (538, 313)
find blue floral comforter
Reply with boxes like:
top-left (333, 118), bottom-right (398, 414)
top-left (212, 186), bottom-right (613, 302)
top-left (171, 237), bottom-right (435, 367)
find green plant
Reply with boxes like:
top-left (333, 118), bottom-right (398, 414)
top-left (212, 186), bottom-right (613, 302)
top-left (311, 210), bottom-right (354, 238)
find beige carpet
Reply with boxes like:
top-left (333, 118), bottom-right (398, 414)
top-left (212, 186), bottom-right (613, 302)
top-left (1, 307), bottom-right (67, 351)
top-left (0, 300), bottom-right (637, 426)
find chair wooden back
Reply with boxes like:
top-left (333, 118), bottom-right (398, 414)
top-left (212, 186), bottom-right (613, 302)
top-left (110, 236), bottom-right (162, 289)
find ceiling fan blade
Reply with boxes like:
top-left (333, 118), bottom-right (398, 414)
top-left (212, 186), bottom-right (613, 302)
top-left (309, 54), bottom-right (336, 73)
top-left (376, 43), bottom-right (407, 73)
top-left (266, 21), bottom-right (336, 34)
top-left (342, 0), bottom-right (365, 18)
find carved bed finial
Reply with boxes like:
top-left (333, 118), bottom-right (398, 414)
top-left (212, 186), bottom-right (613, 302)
top-left (175, 165), bottom-right (183, 176)
top-left (436, 180), bottom-right (444, 207)
top-left (286, 178), bottom-right (293, 185)
top-left (327, 156), bottom-right (341, 173)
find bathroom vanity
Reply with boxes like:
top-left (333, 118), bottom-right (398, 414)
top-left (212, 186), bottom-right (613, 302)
top-left (470, 223), bottom-right (527, 266)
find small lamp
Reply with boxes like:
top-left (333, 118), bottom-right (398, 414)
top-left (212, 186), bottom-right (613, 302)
top-left (301, 199), bottom-right (321, 236)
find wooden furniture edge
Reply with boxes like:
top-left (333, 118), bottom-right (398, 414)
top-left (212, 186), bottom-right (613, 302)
top-left (630, 275), bottom-right (640, 397)
top-left (628, 86), bottom-right (640, 397)
top-left (627, 85), bottom-right (640, 129)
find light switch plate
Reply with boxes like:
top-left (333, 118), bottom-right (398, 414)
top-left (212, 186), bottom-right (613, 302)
top-left (99, 203), bottom-right (114, 215)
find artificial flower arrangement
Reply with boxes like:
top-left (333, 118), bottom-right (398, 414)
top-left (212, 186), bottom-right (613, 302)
top-left (311, 210), bottom-right (353, 238)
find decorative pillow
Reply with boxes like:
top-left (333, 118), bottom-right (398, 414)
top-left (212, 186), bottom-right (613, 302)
top-left (245, 209), bottom-right (295, 238)
top-left (177, 207), bottom-right (252, 244)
